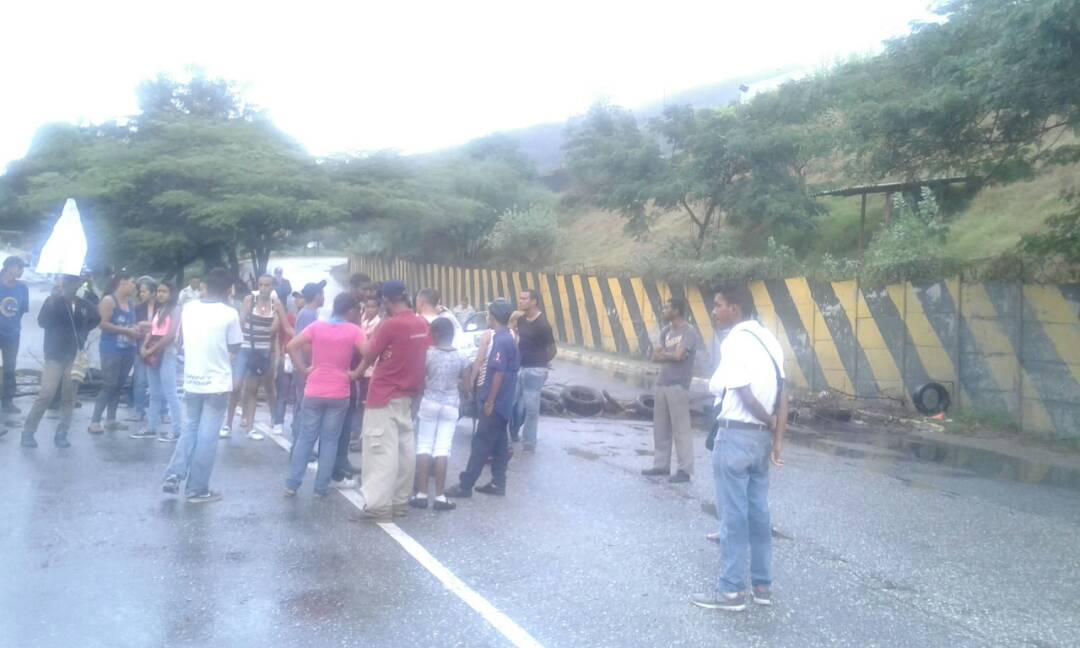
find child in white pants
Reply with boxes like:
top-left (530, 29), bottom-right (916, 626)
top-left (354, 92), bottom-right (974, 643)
top-left (411, 317), bottom-right (471, 511)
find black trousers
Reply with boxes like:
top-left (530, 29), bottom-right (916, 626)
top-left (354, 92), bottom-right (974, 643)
top-left (0, 334), bottom-right (18, 403)
top-left (459, 411), bottom-right (509, 490)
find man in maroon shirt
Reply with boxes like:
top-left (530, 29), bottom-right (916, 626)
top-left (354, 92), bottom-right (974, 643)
top-left (350, 280), bottom-right (430, 521)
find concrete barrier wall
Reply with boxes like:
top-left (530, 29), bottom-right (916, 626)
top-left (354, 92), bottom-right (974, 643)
top-left (351, 256), bottom-right (1080, 440)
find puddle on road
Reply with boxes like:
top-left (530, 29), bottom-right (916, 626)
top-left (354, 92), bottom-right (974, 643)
top-left (787, 424), bottom-right (1080, 492)
top-left (565, 447), bottom-right (601, 461)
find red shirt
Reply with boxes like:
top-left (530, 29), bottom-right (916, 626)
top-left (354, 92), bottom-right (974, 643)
top-left (365, 310), bottom-right (430, 407)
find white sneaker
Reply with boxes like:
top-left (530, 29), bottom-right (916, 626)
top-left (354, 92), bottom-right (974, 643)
top-left (272, 424), bottom-right (284, 436)
top-left (332, 477), bottom-right (357, 489)
top-left (219, 425), bottom-right (231, 439)
top-left (247, 426), bottom-right (265, 441)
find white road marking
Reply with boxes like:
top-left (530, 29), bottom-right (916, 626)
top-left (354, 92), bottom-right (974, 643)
top-left (266, 428), bottom-right (543, 648)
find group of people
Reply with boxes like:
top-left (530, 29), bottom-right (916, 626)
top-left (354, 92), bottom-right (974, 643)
top-left (3, 253), bottom-right (786, 609)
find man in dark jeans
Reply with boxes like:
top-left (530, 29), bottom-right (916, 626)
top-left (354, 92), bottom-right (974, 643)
top-left (0, 256), bottom-right (29, 414)
top-left (510, 288), bottom-right (556, 451)
top-left (447, 299), bottom-right (520, 497)
top-left (20, 275), bottom-right (101, 447)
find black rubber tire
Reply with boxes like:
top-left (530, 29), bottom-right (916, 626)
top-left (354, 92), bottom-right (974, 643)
top-left (540, 388), bottom-right (564, 415)
top-left (632, 394), bottom-right (655, 419)
top-left (560, 385), bottom-right (605, 417)
top-left (913, 382), bottom-right (951, 415)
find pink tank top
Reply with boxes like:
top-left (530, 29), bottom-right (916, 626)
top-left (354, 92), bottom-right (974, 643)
top-left (150, 311), bottom-right (172, 337)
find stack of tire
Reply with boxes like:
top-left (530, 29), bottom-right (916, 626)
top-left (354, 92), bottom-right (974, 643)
top-left (559, 385), bottom-right (605, 417)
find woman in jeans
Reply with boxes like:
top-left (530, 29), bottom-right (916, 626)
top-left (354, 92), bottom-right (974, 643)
top-left (284, 293), bottom-right (366, 497)
top-left (128, 277), bottom-right (157, 423)
top-left (410, 317), bottom-right (471, 511)
top-left (88, 273), bottom-right (140, 435)
top-left (133, 282), bottom-right (183, 441)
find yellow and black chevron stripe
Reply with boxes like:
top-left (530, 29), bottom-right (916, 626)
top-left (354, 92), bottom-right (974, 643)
top-left (350, 256), bottom-right (1080, 440)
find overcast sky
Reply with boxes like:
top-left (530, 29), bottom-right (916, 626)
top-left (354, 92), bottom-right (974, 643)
top-left (2, 1), bottom-right (933, 168)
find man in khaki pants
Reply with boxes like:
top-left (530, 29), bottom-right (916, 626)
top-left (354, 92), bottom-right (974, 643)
top-left (351, 280), bottom-right (430, 521)
top-left (642, 297), bottom-right (701, 483)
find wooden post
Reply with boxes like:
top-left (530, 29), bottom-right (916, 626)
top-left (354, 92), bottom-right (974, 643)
top-left (858, 192), bottom-right (868, 258)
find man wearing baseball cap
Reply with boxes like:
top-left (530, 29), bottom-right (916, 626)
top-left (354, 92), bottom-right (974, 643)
top-left (0, 256), bottom-right (29, 414)
top-left (447, 298), bottom-right (520, 498)
top-left (350, 279), bottom-right (429, 521)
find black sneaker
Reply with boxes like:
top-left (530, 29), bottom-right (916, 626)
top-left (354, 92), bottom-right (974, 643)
top-left (20, 434), bottom-right (37, 448)
top-left (158, 432), bottom-right (180, 442)
top-left (433, 498), bottom-right (456, 511)
top-left (641, 467), bottom-right (669, 476)
top-left (54, 435), bottom-right (71, 448)
top-left (444, 484), bottom-right (472, 498)
top-left (129, 429), bottom-right (157, 440)
top-left (752, 586), bottom-right (772, 606)
top-left (162, 476), bottom-right (180, 494)
top-left (408, 495), bottom-right (429, 509)
top-left (476, 482), bottom-right (505, 496)
top-left (186, 491), bottom-right (222, 504)
top-left (668, 470), bottom-right (691, 484)
top-left (691, 592), bottom-right (746, 612)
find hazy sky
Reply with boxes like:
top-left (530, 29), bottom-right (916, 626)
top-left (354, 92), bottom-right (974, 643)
top-left (2, 1), bottom-right (933, 168)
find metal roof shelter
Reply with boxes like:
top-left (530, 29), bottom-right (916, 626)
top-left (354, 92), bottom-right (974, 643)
top-left (814, 176), bottom-right (975, 255)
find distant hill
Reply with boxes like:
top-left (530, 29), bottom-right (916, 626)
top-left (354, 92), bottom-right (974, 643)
top-left (465, 66), bottom-right (804, 174)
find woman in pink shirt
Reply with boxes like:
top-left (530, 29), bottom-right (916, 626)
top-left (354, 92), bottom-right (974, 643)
top-left (284, 293), bottom-right (366, 497)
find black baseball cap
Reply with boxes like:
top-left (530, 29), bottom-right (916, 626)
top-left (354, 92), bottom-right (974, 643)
top-left (3, 256), bottom-right (26, 270)
top-left (300, 280), bottom-right (327, 301)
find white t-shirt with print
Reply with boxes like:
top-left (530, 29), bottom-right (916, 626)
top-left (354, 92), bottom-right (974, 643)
top-left (709, 320), bottom-right (785, 425)
top-left (182, 300), bottom-right (243, 394)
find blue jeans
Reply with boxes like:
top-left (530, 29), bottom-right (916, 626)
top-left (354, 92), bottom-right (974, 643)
top-left (147, 347), bottom-right (182, 436)
top-left (290, 372), bottom-right (307, 444)
top-left (512, 367), bottom-right (547, 445)
top-left (165, 392), bottom-right (227, 496)
top-left (273, 359), bottom-right (295, 425)
top-left (714, 428), bottom-right (773, 593)
top-left (286, 396), bottom-right (349, 495)
top-left (133, 355), bottom-right (149, 417)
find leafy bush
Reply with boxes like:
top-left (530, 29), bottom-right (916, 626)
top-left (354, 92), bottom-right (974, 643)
top-left (861, 188), bottom-right (960, 286)
top-left (638, 233), bottom-right (801, 283)
top-left (486, 205), bottom-right (560, 266)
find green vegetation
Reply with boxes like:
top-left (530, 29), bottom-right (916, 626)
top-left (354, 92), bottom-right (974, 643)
top-left (944, 408), bottom-right (1020, 436)
top-left (2, 0), bottom-right (1078, 285)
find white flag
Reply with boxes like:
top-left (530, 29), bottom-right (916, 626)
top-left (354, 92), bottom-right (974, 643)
top-left (35, 198), bottom-right (88, 276)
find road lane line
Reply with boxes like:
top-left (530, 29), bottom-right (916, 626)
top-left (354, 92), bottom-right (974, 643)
top-left (265, 428), bottom-right (544, 648)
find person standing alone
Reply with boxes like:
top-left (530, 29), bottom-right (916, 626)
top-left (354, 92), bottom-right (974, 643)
top-left (692, 284), bottom-right (787, 612)
top-left (642, 297), bottom-right (701, 484)
top-left (510, 289), bottom-right (555, 452)
top-left (162, 268), bottom-right (242, 504)
top-left (0, 256), bottom-right (30, 414)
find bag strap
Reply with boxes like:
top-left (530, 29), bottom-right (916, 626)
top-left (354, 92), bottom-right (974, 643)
top-left (714, 326), bottom-right (783, 418)
top-left (66, 298), bottom-right (85, 352)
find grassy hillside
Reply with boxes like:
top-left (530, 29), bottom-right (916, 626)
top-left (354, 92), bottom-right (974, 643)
top-left (548, 162), bottom-right (1080, 274)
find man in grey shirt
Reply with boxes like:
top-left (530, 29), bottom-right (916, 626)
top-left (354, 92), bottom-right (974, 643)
top-left (642, 297), bottom-right (701, 483)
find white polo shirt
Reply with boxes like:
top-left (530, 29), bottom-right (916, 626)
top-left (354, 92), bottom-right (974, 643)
top-left (709, 319), bottom-right (785, 425)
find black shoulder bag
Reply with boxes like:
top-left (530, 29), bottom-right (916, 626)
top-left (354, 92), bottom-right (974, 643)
top-left (705, 329), bottom-right (784, 451)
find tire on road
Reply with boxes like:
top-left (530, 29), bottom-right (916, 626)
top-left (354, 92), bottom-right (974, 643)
top-left (540, 388), bottom-right (564, 415)
top-left (913, 382), bottom-right (951, 415)
top-left (560, 385), bottom-right (605, 417)
top-left (632, 394), bottom-right (655, 419)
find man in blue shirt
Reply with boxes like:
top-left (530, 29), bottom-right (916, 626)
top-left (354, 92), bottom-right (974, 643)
top-left (0, 256), bottom-right (30, 414)
top-left (447, 298), bottom-right (520, 497)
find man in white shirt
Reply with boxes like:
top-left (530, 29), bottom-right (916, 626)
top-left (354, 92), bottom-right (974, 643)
top-left (162, 268), bottom-right (242, 504)
top-left (416, 288), bottom-right (472, 357)
top-left (178, 276), bottom-right (202, 306)
top-left (692, 284), bottom-right (788, 613)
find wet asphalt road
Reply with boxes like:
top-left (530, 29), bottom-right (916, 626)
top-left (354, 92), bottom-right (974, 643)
top-left (3, 263), bottom-right (1080, 646)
